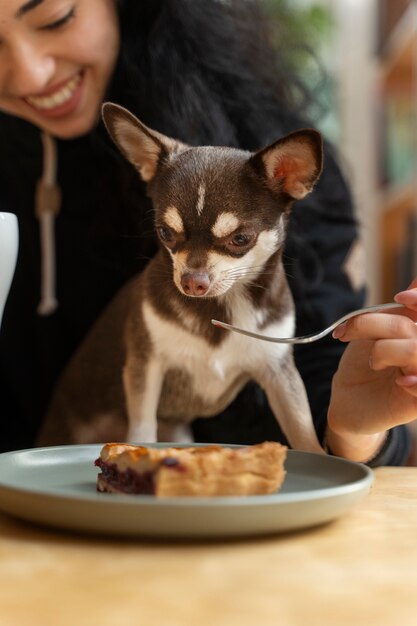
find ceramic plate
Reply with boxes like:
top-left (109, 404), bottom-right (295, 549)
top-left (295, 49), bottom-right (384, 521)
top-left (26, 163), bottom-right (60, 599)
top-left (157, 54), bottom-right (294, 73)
top-left (0, 444), bottom-right (373, 538)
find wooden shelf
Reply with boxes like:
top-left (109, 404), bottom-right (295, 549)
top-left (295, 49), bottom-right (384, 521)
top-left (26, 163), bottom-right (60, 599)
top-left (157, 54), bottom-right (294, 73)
top-left (379, 184), bottom-right (417, 300)
top-left (378, 0), bottom-right (412, 43)
top-left (379, 3), bottom-right (417, 88)
top-left (376, 2), bottom-right (417, 300)
top-left (378, 180), bottom-right (417, 215)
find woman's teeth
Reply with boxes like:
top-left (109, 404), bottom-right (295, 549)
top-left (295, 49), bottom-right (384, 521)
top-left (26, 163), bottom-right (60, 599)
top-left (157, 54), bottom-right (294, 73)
top-left (25, 74), bottom-right (81, 110)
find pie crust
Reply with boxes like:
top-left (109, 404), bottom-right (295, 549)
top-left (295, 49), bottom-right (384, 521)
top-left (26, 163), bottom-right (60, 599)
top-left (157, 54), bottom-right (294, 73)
top-left (95, 441), bottom-right (287, 497)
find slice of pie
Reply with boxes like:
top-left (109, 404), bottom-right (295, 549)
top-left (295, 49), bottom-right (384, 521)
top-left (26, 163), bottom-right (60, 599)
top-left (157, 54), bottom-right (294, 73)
top-left (94, 441), bottom-right (287, 497)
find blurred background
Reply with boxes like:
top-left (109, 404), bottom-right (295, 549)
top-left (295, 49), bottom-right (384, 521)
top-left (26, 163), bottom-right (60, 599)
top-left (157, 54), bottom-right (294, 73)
top-left (266, 0), bottom-right (417, 305)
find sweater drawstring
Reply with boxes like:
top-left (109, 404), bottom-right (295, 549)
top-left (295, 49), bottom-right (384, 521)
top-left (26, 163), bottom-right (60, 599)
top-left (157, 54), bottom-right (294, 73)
top-left (35, 133), bottom-right (61, 316)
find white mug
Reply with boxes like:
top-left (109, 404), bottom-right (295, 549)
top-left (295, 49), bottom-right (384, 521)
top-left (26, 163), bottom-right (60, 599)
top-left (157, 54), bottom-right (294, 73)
top-left (0, 212), bottom-right (18, 329)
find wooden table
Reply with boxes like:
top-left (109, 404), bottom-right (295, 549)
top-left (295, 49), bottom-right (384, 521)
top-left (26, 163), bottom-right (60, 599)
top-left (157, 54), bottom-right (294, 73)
top-left (0, 467), bottom-right (416, 626)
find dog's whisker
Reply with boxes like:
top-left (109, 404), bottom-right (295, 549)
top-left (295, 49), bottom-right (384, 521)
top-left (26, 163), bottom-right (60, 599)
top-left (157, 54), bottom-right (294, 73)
top-left (247, 281), bottom-right (268, 291)
top-left (225, 268), bottom-right (274, 277)
top-left (221, 264), bottom-right (267, 273)
top-left (220, 267), bottom-right (271, 278)
top-left (221, 270), bottom-right (273, 281)
top-left (219, 270), bottom-right (256, 279)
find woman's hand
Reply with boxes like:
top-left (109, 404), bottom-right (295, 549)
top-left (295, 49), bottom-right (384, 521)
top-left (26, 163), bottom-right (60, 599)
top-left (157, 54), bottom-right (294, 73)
top-left (326, 280), bottom-right (417, 462)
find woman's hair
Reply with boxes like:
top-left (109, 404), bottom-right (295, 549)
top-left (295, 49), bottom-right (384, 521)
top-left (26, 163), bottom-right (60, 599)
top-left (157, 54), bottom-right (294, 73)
top-left (109, 0), bottom-right (314, 148)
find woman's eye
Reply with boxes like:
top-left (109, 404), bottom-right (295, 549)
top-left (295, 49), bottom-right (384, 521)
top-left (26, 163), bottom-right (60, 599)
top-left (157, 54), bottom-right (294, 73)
top-left (230, 233), bottom-right (251, 246)
top-left (158, 226), bottom-right (174, 243)
top-left (40, 8), bottom-right (76, 31)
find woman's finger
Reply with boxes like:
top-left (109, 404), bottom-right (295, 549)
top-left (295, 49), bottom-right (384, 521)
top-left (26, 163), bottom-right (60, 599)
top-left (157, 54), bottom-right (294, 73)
top-left (395, 372), bottom-right (417, 398)
top-left (370, 338), bottom-right (417, 372)
top-left (396, 375), bottom-right (417, 390)
top-left (394, 287), bottom-right (417, 312)
top-left (333, 312), bottom-right (417, 342)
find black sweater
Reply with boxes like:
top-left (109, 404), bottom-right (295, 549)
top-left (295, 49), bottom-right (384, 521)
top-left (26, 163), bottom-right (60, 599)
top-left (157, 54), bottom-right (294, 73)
top-left (0, 112), bottom-right (411, 464)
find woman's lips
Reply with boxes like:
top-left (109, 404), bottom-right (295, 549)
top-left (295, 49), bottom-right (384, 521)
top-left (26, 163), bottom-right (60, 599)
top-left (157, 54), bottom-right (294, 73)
top-left (24, 71), bottom-right (84, 118)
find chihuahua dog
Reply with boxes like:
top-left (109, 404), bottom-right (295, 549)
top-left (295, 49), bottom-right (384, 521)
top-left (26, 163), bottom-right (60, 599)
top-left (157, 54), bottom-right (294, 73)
top-left (37, 103), bottom-right (324, 452)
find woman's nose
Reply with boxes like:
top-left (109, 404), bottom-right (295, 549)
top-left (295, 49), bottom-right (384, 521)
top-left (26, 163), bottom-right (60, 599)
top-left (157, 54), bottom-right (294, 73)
top-left (5, 40), bottom-right (56, 96)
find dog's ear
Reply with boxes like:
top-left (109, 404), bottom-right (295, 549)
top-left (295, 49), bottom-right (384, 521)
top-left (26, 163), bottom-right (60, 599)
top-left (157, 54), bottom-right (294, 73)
top-left (101, 102), bottom-right (185, 182)
top-left (250, 129), bottom-right (323, 200)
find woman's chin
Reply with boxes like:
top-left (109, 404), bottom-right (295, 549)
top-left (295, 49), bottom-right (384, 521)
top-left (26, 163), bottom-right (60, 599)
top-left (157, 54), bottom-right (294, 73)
top-left (32, 107), bottom-right (100, 140)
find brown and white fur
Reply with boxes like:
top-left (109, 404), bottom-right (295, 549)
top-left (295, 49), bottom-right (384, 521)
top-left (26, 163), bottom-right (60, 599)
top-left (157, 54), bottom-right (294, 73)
top-left (37, 103), bottom-right (324, 452)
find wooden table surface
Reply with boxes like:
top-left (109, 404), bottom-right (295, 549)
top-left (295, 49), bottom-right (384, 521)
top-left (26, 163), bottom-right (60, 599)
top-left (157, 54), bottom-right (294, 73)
top-left (0, 467), bottom-right (417, 626)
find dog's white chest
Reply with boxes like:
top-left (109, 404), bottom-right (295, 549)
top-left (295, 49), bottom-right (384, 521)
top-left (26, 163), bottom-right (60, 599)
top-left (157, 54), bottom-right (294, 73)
top-left (142, 299), bottom-right (293, 403)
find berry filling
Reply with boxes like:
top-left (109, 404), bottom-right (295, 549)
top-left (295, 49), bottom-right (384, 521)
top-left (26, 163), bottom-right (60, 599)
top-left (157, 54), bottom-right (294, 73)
top-left (95, 456), bottom-right (185, 494)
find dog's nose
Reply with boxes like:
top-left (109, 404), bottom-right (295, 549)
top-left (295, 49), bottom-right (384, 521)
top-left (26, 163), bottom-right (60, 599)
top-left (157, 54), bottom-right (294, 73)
top-left (181, 272), bottom-right (210, 296)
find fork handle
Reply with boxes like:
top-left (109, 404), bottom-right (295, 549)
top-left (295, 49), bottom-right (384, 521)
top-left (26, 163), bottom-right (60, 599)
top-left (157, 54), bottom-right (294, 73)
top-left (211, 302), bottom-right (403, 344)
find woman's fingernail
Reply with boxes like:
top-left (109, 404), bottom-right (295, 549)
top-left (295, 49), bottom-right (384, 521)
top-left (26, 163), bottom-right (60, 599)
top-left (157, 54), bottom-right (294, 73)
top-left (332, 322), bottom-right (347, 339)
top-left (396, 375), bottom-right (417, 387)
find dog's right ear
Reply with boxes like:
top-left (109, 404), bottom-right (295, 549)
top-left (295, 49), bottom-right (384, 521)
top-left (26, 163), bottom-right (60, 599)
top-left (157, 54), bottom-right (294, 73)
top-left (102, 103), bottom-right (183, 182)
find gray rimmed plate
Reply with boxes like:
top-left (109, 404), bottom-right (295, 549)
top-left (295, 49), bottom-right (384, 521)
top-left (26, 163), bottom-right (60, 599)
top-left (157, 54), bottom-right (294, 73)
top-left (0, 444), bottom-right (373, 538)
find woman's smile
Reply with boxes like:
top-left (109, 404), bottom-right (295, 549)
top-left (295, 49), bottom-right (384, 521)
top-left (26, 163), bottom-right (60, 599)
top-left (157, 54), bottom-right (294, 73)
top-left (24, 70), bottom-right (84, 118)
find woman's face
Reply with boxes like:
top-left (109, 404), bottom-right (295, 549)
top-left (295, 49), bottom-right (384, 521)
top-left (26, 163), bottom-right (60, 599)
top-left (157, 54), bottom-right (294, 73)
top-left (0, 0), bottom-right (120, 138)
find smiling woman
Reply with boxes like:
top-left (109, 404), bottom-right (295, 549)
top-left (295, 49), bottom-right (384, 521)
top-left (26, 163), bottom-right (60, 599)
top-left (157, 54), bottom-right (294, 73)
top-left (0, 0), bottom-right (413, 467)
top-left (0, 0), bottom-right (120, 138)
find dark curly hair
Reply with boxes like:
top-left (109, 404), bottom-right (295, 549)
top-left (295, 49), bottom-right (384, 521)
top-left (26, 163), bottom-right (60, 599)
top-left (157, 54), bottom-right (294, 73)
top-left (108, 0), bottom-right (313, 148)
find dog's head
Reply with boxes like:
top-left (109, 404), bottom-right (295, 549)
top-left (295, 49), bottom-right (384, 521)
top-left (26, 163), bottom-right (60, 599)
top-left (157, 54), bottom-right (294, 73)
top-left (102, 103), bottom-right (323, 299)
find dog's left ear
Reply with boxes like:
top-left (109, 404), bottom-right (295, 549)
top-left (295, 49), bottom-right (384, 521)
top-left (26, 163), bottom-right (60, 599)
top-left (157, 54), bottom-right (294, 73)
top-left (250, 129), bottom-right (323, 200)
top-left (101, 102), bottom-right (186, 182)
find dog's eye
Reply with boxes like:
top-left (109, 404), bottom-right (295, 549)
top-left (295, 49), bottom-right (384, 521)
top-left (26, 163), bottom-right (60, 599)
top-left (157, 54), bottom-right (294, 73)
top-left (230, 233), bottom-right (251, 246)
top-left (158, 226), bottom-right (174, 243)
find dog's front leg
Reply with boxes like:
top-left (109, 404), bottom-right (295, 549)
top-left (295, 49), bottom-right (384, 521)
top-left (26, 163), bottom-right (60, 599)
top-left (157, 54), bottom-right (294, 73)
top-left (123, 356), bottom-right (164, 443)
top-left (256, 356), bottom-right (324, 453)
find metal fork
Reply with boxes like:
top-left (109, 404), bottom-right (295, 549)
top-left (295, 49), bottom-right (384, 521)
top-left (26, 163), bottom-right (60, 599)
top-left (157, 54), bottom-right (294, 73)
top-left (211, 302), bottom-right (403, 344)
